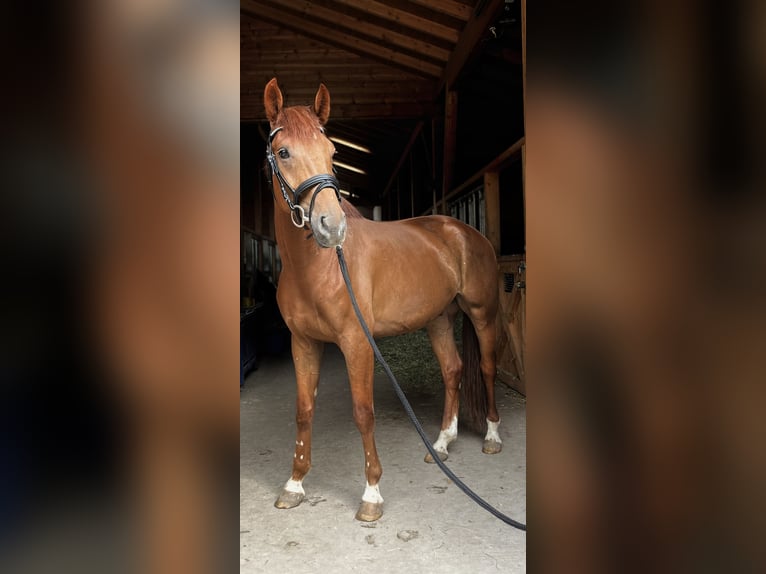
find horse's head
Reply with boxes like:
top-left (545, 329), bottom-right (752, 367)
top-left (264, 78), bottom-right (346, 248)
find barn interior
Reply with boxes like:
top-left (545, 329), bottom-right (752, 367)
top-left (241, 0), bottom-right (527, 394)
top-left (240, 2), bottom-right (528, 566)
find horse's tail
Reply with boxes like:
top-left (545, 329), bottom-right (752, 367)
top-left (460, 313), bottom-right (488, 434)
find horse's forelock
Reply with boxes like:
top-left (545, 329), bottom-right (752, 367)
top-left (276, 106), bottom-right (323, 140)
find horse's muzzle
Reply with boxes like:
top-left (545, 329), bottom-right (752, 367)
top-left (312, 211), bottom-right (347, 248)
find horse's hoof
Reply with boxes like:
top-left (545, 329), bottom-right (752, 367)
top-left (355, 501), bottom-right (383, 522)
top-left (424, 450), bottom-right (448, 463)
top-left (274, 490), bottom-right (304, 509)
top-left (482, 439), bottom-right (502, 455)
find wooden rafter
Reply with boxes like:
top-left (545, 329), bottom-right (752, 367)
top-left (406, 0), bottom-right (473, 21)
top-left (241, 1), bottom-right (442, 78)
top-left (329, 0), bottom-right (461, 43)
top-left (242, 68), bottom-right (424, 83)
top-left (245, 0), bottom-right (450, 62)
top-left (439, 0), bottom-right (505, 91)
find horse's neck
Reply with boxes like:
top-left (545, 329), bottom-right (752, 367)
top-left (274, 212), bottom-right (331, 274)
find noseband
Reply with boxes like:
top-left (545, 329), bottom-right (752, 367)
top-left (265, 126), bottom-right (341, 228)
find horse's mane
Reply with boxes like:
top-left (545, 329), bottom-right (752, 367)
top-left (341, 199), bottom-right (365, 219)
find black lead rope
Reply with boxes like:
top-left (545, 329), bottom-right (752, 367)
top-left (336, 246), bottom-right (527, 532)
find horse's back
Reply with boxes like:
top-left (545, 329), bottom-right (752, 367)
top-left (401, 215), bottom-right (497, 275)
top-left (354, 214), bottom-right (497, 283)
top-left (348, 215), bottom-right (498, 335)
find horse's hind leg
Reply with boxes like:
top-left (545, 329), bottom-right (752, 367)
top-left (471, 315), bottom-right (503, 455)
top-left (341, 340), bottom-right (383, 522)
top-left (275, 335), bottom-right (324, 509)
top-left (424, 303), bottom-right (462, 463)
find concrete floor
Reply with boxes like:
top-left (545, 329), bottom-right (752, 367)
top-left (240, 344), bottom-right (526, 573)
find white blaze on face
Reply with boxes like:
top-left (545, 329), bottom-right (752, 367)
top-left (362, 482), bottom-right (383, 504)
top-left (284, 478), bottom-right (304, 495)
top-left (485, 418), bottom-right (502, 443)
top-left (432, 415), bottom-right (458, 454)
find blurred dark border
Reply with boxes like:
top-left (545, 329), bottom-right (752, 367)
top-left (0, 2), bottom-right (239, 573)
top-left (528, 1), bottom-right (766, 572)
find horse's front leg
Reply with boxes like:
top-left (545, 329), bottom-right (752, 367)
top-left (342, 341), bottom-right (383, 522)
top-left (275, 335), bottom-right (324, 510)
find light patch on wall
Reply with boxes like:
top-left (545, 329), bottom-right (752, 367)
top-left (329, 136), bottom-right (371, 154)
top-left (333, 160), bottom-right (366, 175)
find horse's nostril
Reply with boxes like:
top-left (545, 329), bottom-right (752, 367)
top-left (320, 215), bottom-right (327, 228)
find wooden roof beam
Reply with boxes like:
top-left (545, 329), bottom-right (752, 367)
top-left (405, 0), bottom-right (473, 21)
top-left (241, 59), bottom-right (365, 69)
top-left (242, 69), bottom-right (421, 82)
top-left (329, 0), bottom-right (460, 43)
top-left (242, 1), bottom-right (442, 78)
top-left (439, 0), bottom-right (505, 92)
top-left (244, 0), bottom-right (450, 62)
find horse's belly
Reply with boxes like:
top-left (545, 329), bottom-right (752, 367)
top-left (372, 290), bottom-right (455, 337)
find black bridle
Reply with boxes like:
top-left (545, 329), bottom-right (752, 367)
top-left (265, 126), bottom-right (341, 229)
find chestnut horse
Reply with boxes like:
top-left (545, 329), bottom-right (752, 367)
top-left (264, 78), bottom-right (502, 522)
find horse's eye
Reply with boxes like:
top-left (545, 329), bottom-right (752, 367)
top-left (278, 148), bottom-right (290, 159)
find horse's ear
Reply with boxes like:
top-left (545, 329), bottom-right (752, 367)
top-left (314, 83), bottom-right (331, 125)
top-left (264, 78), bottom-right (283, 125)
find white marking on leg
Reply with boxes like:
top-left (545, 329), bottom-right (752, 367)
top-left (299, 440), bottom-right (304, 446)
top-left (299, 454), bottom-right (304, 460)
top-left (314, 388), bottom-right (318, 397)
top-left (284, 478), bottom-right (304, 495)
top-left (362, 482), bottom-right (383, 504)
top-left (432, 415), bottom-right (458, 455)
top-left (485, 418), bottom-right (502, 443)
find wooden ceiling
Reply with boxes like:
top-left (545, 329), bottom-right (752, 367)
top-left (241, 0), bottom-right (511, 204)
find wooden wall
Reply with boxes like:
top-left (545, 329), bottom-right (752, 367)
top-left (497, 254), bottom-right (526, 394)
